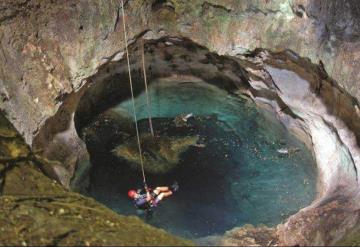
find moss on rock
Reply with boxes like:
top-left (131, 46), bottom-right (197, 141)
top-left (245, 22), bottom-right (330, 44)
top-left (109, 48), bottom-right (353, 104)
top-left (113, 133), bottom-right (199, 174)
top-left (0, 112), bottom-right (192, 246)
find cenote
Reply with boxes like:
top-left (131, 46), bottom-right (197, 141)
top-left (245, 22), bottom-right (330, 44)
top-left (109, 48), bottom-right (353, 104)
top-left (80, 78), bottom-right (317, 239)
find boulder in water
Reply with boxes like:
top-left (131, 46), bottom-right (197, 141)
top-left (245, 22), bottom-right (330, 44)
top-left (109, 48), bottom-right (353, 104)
top-left (112, 133), bottom-right (199, 174)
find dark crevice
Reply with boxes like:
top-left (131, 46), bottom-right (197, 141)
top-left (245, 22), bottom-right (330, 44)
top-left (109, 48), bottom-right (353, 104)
top-left (74, 37), bottom-right (250, 135)
top-left (13, 195), bottom-right (72, 203)
top-left (291, 4), bottom-right (306, 18)
top-left (127, 29), bottom-right (151, 50)
top-left (0, 162), bottom-right (17, 195)
top-left (114, 0), bottom-right (130, 33)
top-left (322, 118), bottom-right (358, 183)
top-left (201, 1), bottom-right (232, 16)
top-left (244, 6), bottom-right (280, 16)
top-left (113, 5), bottom-right (120, 32)
top-left (0, 0), bottom-right (31, 23)
top-left (0, 149), bottom-right (65, 189)
top-left (263, 69), bottom-right (283, 94)
top-left (152, 0), bottom-right (175, 12)
top-left (51, 229), bottom-right (77, 246)
top-left (248, 86), bottom-right (302, 121)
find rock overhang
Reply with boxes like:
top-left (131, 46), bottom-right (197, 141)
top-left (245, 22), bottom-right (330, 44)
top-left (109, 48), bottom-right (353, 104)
top-left (2, 31), bottom-right (360, 245)
top-left (55, 36), bottom-right (359, 245)
top-left (74, 36), bottom-right (251, 135)
top-left (1, 0), bottom-right (360, 244)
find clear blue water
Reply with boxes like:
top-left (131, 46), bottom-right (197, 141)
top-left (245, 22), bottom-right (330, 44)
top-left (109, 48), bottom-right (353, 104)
top-left (86, 80), bottom-right (317, 239)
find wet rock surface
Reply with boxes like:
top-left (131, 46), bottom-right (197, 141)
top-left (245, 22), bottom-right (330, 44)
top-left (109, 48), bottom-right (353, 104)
top-left (242, 50), bottom-right (360, 245)
top-left (51, 36), bottom-right (360, 245)
top-left (83, 110), bottom-right (199, 174)
top-left (83, 113), bottom-right (239, 175)
top-left (197, 224), bottom-right (279, 246)
top-left (0, 1), bottom-right (360, 244)
top-left (0, 34), bottom-right (356, 245)
top-left (219, 225), bottom-right (279, 246)
top-left (2, 0), bottom-right (360, 146)
top-left (84, 83), bottom-right (317, 239)
top-left (113, 134), bottom-right (199, 174)
top-left (0, 112), bottom-right (191, 246)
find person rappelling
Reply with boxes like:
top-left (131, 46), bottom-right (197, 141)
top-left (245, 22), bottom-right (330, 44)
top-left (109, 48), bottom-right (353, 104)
top-left (120, 0), bottom-right (178, 215)
top-left (128, 182), bottom-right (179, 214)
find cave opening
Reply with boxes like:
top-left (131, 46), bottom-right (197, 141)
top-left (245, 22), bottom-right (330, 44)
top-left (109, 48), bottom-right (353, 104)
top-left (74, 37), bottom-right (317, 239)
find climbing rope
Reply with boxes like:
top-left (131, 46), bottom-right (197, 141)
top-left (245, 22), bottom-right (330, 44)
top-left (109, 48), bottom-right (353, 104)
top-left (121, 0), bottom-right (147, 186)
top-left (141, 38), bottom-right (155, 136)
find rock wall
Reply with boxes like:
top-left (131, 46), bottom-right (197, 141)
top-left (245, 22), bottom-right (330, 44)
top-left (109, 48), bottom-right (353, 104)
top-left (1, 0), bottom-right (360, 146)
top-left (0, 111), bottom-right (191, 246)
top-left (1, 0), bottom-right (360, 245)
top-left (243, 50), bottom-right (360, 245)
top-left (69, 36), bottom-right (360, 245)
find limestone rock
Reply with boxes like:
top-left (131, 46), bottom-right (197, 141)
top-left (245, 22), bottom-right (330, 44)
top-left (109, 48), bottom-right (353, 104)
top-left (196, 224), bottom-right (278, 246)
top-left (0, 111), bottom-right (192, 246)
top-left (2, 0), bottom-right (360, 146)
top-left (0, 1), bottom-right (360, 245)
top-left (0, 163), bottom-right (192, 246)
top-left (219, 224), bottom-right (278, 246)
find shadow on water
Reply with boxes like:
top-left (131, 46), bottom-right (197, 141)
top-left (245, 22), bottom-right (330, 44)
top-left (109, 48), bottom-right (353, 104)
top-left (83, 80), bottom-right (317, 239)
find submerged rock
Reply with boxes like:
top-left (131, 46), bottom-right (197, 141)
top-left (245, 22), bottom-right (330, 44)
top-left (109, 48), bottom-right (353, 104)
top-left (276, 147), bottom-right (300, 156)
top-left (2, 1), bottom-right (360, 244)
top-left (112, 133), bottom-right (199, 174)
top-left (174, 113), bottom-right (194, 127)
top-left (84, 111), bottom-right (203, 174)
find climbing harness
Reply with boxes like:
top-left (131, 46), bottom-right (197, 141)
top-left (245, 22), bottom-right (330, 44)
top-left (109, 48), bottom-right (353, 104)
top-left (141, 39), bottom-right (155, 137)
top-left (121, 0), bottom-right (147, 186)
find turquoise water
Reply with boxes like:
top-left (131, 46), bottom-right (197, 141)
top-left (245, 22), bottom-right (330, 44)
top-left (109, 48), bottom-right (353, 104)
top-left (85, 80), bottom-right (317, 239)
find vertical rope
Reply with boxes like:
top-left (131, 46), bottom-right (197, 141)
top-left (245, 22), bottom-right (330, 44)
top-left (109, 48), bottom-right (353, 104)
top-left (141, 38), bottom-right (154, 136)
top-left (121, 0), bottom-right (146, 186)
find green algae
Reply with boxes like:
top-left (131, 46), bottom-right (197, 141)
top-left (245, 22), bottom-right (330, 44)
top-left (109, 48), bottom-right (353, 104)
top-left (113, 133), bottom-right (199, 174)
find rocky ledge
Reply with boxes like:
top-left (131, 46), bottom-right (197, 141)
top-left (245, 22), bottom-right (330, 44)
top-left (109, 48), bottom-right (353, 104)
top-left (2, 0), bottom-right (360, 147)
top-left (244, 49), bottom-right (360, 245)
top-left (0, 112), bottom-right (191, 246)
top-left (69, 37), bottom-right (359, 245)
top-left (1, 0), bottom-right (360, 245)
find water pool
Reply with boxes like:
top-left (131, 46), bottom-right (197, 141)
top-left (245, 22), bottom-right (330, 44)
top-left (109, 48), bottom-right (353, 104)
top-left (83, 79), bottom-right (317, 239)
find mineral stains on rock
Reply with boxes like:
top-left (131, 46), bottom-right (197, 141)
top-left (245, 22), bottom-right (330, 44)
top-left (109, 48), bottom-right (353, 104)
top-left (1, 0), bottom-right (360, 245)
